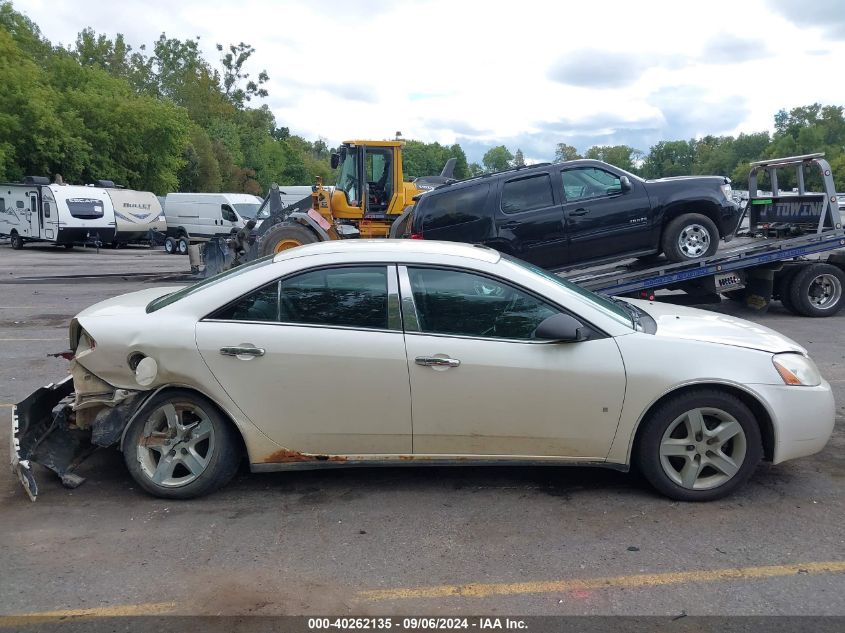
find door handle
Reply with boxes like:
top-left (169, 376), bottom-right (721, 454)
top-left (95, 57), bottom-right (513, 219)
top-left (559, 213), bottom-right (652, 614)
top-left (500, 221), bottom-right (521, 230)
top-left (220, 346), bottom-right (265, 357)
top-left (415, 356), bottom-right (461, 368)
top-left (569, 208), bottom-right (590, 216)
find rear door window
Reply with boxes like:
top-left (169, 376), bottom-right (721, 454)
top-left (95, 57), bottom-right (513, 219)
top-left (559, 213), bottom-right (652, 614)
top-left (279, 266), bottom-right (390, 330)
top-left (501, 174), bottom-right (554, 214)
top-left (419, 184), bottom-right (490, 231)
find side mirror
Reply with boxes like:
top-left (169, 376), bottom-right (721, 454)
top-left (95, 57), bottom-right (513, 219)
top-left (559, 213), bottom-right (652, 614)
top-left (620, 175), bottom-right (632, 193)
top-left (330, 153), bottom-right (340, 170)
top-left (534, 313), bottom-right (587, 342)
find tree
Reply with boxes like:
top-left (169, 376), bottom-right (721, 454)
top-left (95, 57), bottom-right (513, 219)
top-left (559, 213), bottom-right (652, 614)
top-left (554, 143), bottom-right (581, 163)
top-left (584, 145), bottom-right (642, 172)
top-left (513, 148), bottom-right (525, 167)
top-left (641, 140), bottom-right (696, 178)
top-left (482, 145), bottom-right (513, 172)
top-left (216, 42), bottom-right (268, 108)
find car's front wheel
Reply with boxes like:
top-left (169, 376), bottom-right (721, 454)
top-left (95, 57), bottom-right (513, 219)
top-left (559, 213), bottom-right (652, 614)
top-left (635, 389), bottom-right (762, 501)
top-left (123, 390), bottom-right (241, 499)
top-left (662, 213), bottom-right (719, 262)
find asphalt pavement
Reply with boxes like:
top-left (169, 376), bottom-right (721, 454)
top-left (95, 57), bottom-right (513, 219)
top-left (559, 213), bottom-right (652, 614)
top-left (0, 243), bottom-right (843, 618)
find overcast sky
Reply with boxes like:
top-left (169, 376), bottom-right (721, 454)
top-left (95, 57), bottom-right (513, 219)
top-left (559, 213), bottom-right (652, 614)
top-left (20, 0), bottom-right (845, 162)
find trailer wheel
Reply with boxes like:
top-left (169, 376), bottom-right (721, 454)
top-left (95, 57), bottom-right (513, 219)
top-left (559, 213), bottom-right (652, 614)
top-left (164, 237), bottom-right (176, 254)
top-left (662, 214), bottom-right (719, 263)
top-left (259, 223), bottom-right (319, 257)
top-left (178, 237), bottom-right (189, 255)
top-left (10, 231), bottom-right (23, 250)
top-left (787, 263), bottom-right (845, 317)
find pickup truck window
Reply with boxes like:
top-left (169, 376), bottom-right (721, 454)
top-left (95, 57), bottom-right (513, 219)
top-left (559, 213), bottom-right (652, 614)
top-left (562, 168), bottom-right (622, 202)
top-left (420, 183), bottom-right (490, 230)
top-left (501, 174), bottom-right (554, 214)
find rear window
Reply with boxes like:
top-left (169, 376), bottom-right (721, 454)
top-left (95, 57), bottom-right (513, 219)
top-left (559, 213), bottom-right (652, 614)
top-left (146, 255), bottom-right (275, 313)
top-left (419, 184), bottom-right (490, 231)
top-left (67, 198), bottom-right (105, 219)
top-left (501, 174), bottom-right (554, 214)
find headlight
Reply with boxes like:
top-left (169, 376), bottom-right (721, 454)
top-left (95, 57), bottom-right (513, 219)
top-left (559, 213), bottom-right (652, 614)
top-left (772, 353), bottom-right (821, 386)
top-left (720, 183), bottom-right (733, 201)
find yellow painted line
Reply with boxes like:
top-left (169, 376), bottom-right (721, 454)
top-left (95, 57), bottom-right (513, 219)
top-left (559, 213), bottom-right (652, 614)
top-left (0, 601), bottom-right (177, 625)
top-left (358, 561), bottom-right (845, 602)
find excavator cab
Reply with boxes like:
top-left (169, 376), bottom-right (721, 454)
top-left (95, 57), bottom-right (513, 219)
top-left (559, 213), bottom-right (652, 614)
top-left (330, 140), bottom-right (404, 221)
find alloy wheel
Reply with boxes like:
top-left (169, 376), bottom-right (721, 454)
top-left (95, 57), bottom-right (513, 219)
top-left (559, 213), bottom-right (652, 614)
top-left (659, 407), bottom-right (747, 490)
top-left (678, 224), bottom-right (711, 258)
top-left (806, 273), bottom-right (842, 310)
top-left (136, 401), bottom-right (216, 487)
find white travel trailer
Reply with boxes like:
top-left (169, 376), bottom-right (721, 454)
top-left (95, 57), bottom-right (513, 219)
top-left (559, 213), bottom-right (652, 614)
top-left (163, 192), bottom-right (264, 253)
top-left (99, 182), bottom-right (166, 244)
top-left (0, 177), bottom-right (117, 249)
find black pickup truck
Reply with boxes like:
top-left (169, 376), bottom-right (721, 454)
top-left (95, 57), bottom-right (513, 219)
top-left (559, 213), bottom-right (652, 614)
top-left (408, 159), bottom-right (742, 269)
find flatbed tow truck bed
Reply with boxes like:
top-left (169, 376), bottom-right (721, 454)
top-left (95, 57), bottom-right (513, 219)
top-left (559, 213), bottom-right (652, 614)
top-left (557, 154), bottom-right (845, 317)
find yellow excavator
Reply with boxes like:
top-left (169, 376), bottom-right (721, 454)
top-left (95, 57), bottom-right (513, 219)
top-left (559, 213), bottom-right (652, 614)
top-left (199, 139), bottom-right (456, 274)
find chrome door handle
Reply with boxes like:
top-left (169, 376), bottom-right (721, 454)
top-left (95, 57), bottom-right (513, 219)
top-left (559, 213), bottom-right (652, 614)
top-left (415, 356), bottom-right (460, 368)
top-left (220, 346), bottom-right (265, 357)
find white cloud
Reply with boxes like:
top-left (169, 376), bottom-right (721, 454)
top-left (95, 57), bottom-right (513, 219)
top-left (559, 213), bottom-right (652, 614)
top-left (19, 0), bottom-right (845, 162)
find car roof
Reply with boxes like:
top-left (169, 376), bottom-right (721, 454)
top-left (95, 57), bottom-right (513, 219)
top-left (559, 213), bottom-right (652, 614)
top-left (272, 239), bottom-right (501, 264)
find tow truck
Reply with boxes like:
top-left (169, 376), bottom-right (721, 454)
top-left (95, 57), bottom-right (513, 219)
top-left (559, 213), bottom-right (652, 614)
top-left (561, 154), bottom-right (845, 316)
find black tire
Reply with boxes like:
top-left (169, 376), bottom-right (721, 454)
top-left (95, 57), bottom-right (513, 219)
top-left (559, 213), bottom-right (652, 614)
top-left (178, 237), bottom-right (189, 255)
top-left (259, 222), bottom-right (319, 257)
top-left (635, 389), bottom-right (763, 502)
top-left (10, 231), bottom-right (23, 250)
top-left (123, 389), bottom-right (241, 499)
top-left (662, 213), bottom-right (719, 263)
top-left (164, 236), bottom-right (176, 254)
top-left (787, 263), bottom-right (845, 317)
top-left (775, 267), bottom-right (802, 315)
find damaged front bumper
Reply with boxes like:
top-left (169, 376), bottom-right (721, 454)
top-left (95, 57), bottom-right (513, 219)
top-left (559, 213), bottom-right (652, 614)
top-left (10, 376), bottom-right (142, 501)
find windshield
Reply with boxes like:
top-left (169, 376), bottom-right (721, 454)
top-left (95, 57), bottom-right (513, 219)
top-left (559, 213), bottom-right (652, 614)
top-left (146, 255), bottom-right (275, 313)
top-left (335, 147), bottom-right (359, 204)
top-left (233, 203), bottom-right (262, 219)
top-left (500, 254), bottom-right (634, 329)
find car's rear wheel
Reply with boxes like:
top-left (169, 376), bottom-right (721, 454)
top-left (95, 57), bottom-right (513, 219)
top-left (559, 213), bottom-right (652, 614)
top-left (10, 231), bottom-right (23, 250)
top-left (123, 390), bottom-right (241, 499)
top-left (635, 389), bottom-right (762, 501)
top-left (662, 214), bottom-right (719, 263)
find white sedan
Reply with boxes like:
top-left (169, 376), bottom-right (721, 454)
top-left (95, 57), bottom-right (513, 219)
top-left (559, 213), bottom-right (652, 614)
top-left (11, 240), bottom-right (835, 501)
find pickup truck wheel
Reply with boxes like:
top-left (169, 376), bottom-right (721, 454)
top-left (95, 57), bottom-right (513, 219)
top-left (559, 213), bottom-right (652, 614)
top-left (787, 263), bottom-right (845, 317)
top-left (635, 389), bottom-right (762, 501)
top-left (662, 214), bottom-right (719, 263)
top-left (10, 231), bottom-right (23, 250)
top-left (259, 223), bottom-right (319, 257)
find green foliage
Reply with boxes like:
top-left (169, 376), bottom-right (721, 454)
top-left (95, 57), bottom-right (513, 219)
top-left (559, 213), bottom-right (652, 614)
top-left (482, 145), bottom-right (514, 172)
top-left (402, 140), bottom-right (469, 180)
top-left (554, 143), bottom-right (581, 163)
top-left (584, 145), bottom-right (642, 172)
top-left (513, 148), bottom-right (525, 167)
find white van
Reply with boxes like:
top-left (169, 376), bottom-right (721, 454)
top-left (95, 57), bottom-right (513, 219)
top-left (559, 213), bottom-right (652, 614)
top-left (104, 184), bottom-right (166, 244)
top-left (163, 193), bottom-right (264, 250)
top-left (0, 178), bottom-right (117, 249)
